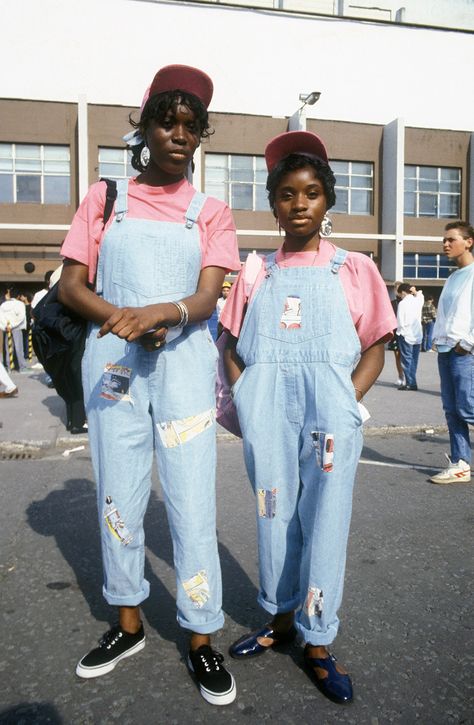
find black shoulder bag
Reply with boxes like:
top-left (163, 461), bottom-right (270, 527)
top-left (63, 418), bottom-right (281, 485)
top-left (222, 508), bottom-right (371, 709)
top-left (32, 178), bottom-right (117, 410)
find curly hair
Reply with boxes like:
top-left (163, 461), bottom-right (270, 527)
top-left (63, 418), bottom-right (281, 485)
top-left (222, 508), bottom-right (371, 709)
top-left (128, 90), bottom-right (214, 172)
top-left (266, 154), bottom-right (336, 215)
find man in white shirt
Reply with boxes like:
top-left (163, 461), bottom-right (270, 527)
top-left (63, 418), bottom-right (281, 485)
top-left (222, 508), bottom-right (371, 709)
top-left (396, 283), bottom-right (424, 390)
top-left (0, 288), bottom-right (27, 372)
top-left (430, 221), bottom-right (474, 485)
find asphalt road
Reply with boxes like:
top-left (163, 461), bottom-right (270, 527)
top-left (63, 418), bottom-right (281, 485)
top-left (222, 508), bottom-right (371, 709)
top-left (1, 433), bottom-right (473, 724)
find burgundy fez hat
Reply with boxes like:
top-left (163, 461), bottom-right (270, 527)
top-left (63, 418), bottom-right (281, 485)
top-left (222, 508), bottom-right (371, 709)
top-left (146, 64), bottom-right (213, 109)
top-left (265, 131), bottom-right (329, 172)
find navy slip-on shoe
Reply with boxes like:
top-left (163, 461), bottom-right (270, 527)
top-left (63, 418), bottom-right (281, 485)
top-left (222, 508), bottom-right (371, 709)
top-left (229, 624), bottom-right (296, 659)
top-left (304, 648), bottom-right (353, 704)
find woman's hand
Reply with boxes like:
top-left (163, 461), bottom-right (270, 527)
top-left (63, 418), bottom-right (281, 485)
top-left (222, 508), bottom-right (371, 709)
top-left (139, 328), bottom-right (169, 352)
top-left (98, 305), bottom-right (165, 341)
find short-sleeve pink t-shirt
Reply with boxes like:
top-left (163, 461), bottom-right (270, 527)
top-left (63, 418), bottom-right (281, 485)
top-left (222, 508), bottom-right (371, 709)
top-left (61, 177), bottom-right (241, 284)
top-left (220, 239), bottom-right (396, 352)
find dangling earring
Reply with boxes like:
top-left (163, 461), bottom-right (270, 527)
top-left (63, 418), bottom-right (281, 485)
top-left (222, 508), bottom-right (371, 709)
top-left (320, 214), bottom-right (332, 237)
top-left (140, 145), bottom-right (150, 169)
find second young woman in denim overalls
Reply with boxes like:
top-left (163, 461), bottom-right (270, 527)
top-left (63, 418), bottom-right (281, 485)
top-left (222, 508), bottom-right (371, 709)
top-left (59, 65), bottom-right (240, 706)
top-left (222, 131), bottom-right (396, 704)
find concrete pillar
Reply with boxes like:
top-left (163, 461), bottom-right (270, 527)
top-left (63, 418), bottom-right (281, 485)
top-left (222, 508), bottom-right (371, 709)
top-left (288, 107), bottom-right (306, 131)
top-left (469, 132), bottom-right (474, 223)
top-left (381, 117), bottom-right (405, 282)
top-left (77, 94), bottom-right (89, 203)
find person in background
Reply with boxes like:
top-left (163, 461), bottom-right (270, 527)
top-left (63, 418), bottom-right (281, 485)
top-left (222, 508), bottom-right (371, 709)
top-left (0, 288), bottom-right (28, 373)
top-left (421, 295), bottom-right (437, 352)
top-left (222, 130), bottom-right (396, 705)
top-left (396, 283), bottom-right (424, 390)
top-left (387, 281), bottom-right (405, 386)
top-left (430, 221), bottom-right (474, 485)
top-left (216, 280), bottom-right (232, 337)
top-left (31, 270), bottom-right (54, 310)
top-left (0, 360), bottom-right (18, 398)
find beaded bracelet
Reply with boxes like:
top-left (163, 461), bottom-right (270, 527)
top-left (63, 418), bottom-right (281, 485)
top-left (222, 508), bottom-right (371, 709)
top-left (170, 300), bottom-right (189, 328)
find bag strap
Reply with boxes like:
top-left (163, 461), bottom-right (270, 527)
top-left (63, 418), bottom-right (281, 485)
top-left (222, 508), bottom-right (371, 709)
top-left (100, 178), bottom-right (118, 229)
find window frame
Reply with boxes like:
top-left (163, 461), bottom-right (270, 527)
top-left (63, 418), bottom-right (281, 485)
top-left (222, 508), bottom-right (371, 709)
top-left (204, 153), bottom-right (268, 212)
top-left (330, 159), bottom-right (374, 216)
top-left (97, 146), bottom-right (134, 182)
top-left (0, 142), bottom-right (71, 205)
top-left (404, 164), bottom-right (461, 219)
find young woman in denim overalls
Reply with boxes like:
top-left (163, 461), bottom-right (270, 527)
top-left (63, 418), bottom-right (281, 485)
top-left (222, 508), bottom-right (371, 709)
top-left (223, 131), bottom-right (395, 704)
top-left (59, 65), bottom-right (239, 706)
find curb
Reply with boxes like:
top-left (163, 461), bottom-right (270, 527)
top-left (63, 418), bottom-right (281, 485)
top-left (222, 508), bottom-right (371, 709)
top-left (0, 425), bottom-right (448, 455)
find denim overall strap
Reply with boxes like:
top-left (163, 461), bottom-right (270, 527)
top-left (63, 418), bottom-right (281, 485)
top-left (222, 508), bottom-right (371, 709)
top-left (330, 247), bottom-right (348, 274)
top-left (185, 191), bottom-right (207, 228)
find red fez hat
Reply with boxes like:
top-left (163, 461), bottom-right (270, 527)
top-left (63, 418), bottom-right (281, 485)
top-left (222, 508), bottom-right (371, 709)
top-left (265, 131), bottom-right (328, 172)
top-left (146, 64), bottom-right (213, 110)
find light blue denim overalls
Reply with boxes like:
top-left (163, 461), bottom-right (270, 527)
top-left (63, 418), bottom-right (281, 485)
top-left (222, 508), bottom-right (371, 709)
top-left (232, 249), bottom-right (363, 645)
top-left (82, 179), bottom-right (223, 635)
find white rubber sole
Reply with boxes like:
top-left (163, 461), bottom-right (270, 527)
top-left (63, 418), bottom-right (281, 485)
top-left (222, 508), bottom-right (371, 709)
top-left (76, 637), bottom-right (146, 679)
top-left (188, 656), bottom-right (237, 706)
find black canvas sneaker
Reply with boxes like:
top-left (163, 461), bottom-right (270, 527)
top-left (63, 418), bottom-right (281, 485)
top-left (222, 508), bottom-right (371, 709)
top-left (76, 624), bottom-right (145, 678)
top-left (188, 644), bottom-right (236, 706)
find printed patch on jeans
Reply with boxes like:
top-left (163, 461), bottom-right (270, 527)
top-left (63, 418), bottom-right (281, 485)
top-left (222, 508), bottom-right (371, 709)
top-left (257, 488), bottom-right (277, 518)
top-left (104, 496), bottom-right (133, 546)
top-left (304, 586), bottom-right (324, 617)
top-left (100, 364), bottom-right (132, 402)
top-left (157, 408), bottom-right (215, 448)
top-left (311, 431), bottom-right (334, 473)
top-left (279, 296), bottom-right (302, 329)
top-left (183, 570), bottom-right (210, 609)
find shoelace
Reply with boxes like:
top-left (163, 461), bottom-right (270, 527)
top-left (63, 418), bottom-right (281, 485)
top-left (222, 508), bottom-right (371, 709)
top-left (197, 648), bottom-right (224, 673)
top-left (99, 627), bottom-right (123, 650)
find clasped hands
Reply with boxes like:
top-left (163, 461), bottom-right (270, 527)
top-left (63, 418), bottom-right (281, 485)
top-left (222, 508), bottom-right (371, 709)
top-left (97, 305), bottom-right (169, 352)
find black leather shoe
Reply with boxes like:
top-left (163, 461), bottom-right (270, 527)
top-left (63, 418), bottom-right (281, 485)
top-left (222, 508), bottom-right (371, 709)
top-left (229, 624), bottom-right (296, 659)
top-left (304, 647), bottom-right (353, 704)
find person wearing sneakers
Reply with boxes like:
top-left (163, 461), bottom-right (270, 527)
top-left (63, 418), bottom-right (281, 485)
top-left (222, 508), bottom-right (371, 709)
top-left (430, 221), bottom-right (474, 485)
top-left (221, 131), bottom-right (395, 704)
top-left (58, 65), bottom-right (240, 704)
top-left (0, 360), bottom-right (18, 398)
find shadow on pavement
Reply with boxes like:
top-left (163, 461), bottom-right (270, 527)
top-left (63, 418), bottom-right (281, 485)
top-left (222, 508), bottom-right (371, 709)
top-left (0, 702), bottom-right (62, 724)
top-left (26, 477), bottom-right (258, 643)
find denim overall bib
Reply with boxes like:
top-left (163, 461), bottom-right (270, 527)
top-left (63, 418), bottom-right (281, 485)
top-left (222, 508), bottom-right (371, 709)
top-left (82, 179), bottom-right (223, 635)
top-left (233, 249), bottom-right (363, 645)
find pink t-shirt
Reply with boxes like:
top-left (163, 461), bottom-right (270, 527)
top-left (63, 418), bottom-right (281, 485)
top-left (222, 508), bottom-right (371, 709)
top-left (220, 239), bottom-right (396, 352)
top-left (61, 177), bottom-right (241, 284)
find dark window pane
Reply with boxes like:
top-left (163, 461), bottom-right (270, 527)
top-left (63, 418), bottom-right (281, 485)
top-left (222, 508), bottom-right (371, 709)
top-left (351, 175), bottom-right (371, 189)
top-left (439, 194), bottom-right (459, 218)
top-left (44, 176), bottom-right (70, 204)
top-left (255, 185), bottom-right (268, 211)
top-left (403, 266), bottom-right (416, 277)
top-left (419, 194), bottom-right (437, 216)
top-left (351, 189), bottom-right (371, 214)
top-left (419, 179), bottom-right (438, 192)
top-left (404, 178), bottom-right (416, 192)
top-left (333, 188), bottom-right (348, 214)
top-left (231, 183), bottom-right (252, 209)
top-left (334, 174), bottom-right (349, 187)
top-left (404, 165), bottom-right (416, 178)
top-left (16, 175), bottom-right (41, 203)
top-left (404, 192), bottom-right (415, 216)
top-left (0, 174), bottom-right (13, 202)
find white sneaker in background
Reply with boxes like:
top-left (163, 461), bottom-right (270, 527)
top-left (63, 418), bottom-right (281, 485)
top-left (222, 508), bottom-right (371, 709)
top-left (430, 455), bottom-right (471, 484)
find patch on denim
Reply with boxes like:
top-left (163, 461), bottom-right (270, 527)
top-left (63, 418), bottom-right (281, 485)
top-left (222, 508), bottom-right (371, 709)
top-left (183, 570), bottom-right (210, 609)
top-left (257, 488), bottom-right (277, 518)
top-left (304, 586), bottom-right (324, 617)
top-left (279, 295), bottom-right (302, 329)
top-left (156, 408), bottom-right (215, 448)
top-left (311, 431), bottom-right (334, 472)
top-left (103, 496), bottom-right (133, 546)
top-left (100, 363), bottom-right (132, 402)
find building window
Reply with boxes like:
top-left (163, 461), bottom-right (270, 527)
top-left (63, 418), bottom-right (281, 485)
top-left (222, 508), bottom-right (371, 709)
top-left (205, 153), bottom-right (268, 211)
top-left (331, 161), bottom-right (373, 215)
top-left (404, 165), bottom-right (461, 218)
top-left (0, 143), bottom-right (70, 204)
top-left (403, 253), bottom-right (452, 279)
top-left (98, 147), bottom-right (134, 182)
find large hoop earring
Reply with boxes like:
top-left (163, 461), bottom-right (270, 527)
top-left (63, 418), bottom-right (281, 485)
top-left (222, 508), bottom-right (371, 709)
top-left (320, 214), bottom-right (332, 237)
top-left (140, 145), bottom-right (150, 169)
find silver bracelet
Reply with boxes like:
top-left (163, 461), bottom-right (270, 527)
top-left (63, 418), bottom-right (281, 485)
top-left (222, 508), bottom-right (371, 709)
top-left (170, 300), bottom-right (189, 328)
